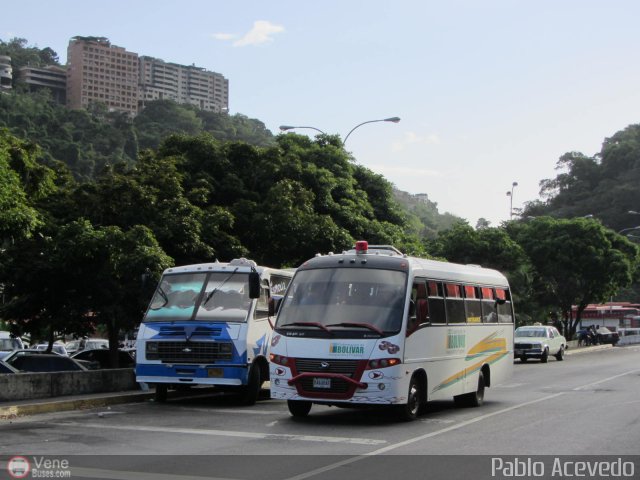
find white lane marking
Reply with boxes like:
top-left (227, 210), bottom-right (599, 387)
top-left (493, 382), bottom-right (526, 389)
top-left (266, 420), bottom-right (279, 427)
top-left (283, 368), bottom-right (640, 480)
top-left (49, 422), bottom-right (386, 445)
top-left (175, 407), bottom-right (281, 415)
top-left (573, 369), bottom-right (640, 391)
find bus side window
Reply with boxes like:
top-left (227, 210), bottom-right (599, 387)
top-left (427, 281), bottom-right (446, 324)
top-left (481, 287), bottom-right (497, 323)
top-left (445, 283), bottom-right (466, 324)
top-left (255, 279), bottom-right (270, 319)
top-left (495, 288), bottom-right (514, 323)
top-left (408, 280), bottom-right (427, 334)
top-left (464, 285), bottom-right (482, 323)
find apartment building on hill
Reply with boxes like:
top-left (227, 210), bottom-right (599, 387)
top-left (67, 37), bottom-right (139, 115)
top-left (139, 56), bottom-right (229, 113)
top-left (65, 36), bottom-right (229, 116)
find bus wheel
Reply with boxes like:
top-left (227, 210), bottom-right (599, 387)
top-left (155, 384), bottom-right (168, 403)
top-left (455, 371), bottom-right (485, 408)
top-left (239, 363), bottom-right (262, 406)
top-left (397, 376), bottom-right (421, 421)
top-left (288, 400), bottom-right (312, 418)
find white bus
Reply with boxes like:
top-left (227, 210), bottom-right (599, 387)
top-left (269, 241), bottom-right (514, 420)
top-left (136, 258), bottom-right (293, 405)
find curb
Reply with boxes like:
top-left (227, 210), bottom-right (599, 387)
top-left (564, 344), bottom-right (613, 355)
top-left (0, 391), bottom-right (154, 419)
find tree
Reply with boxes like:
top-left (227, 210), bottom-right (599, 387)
top-left (508, 217), bottom-right (638, 338)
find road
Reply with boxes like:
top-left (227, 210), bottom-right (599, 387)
top-left (1, 346), bottom-right (639, 479)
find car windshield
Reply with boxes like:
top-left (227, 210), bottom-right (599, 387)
top-left (276, 267), bottom-right (406, 336)
top-left (144, 271), bottom-right (252, 323)
top-left (515, 328), bottom-right (547, 338)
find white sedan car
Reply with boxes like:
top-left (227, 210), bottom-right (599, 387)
top-left (514, 325), bottom-right (566, 363)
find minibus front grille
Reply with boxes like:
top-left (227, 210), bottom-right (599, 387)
top-left (291, 358), bottom-right (367, 399)
top-left (158, 326), bottom-right (223, 337)
top-left (147, 341), bottom-right (233, 363)
top-left (294, 358), bottom-right (359, 376)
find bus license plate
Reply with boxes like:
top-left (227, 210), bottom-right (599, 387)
top-left (207, 368), bottom-right (223, 378)
top-left (313, 377), bottom-right (331, 389)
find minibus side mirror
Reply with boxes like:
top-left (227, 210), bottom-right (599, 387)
top-left (269, 296), bottom-right (283, 316)
top-left (249, 271), bottom-right (261, 299)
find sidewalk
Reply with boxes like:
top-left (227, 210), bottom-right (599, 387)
top-left (564, 343), bottom-right (613, 355)
top-left (0, 389), bottom-right (155, 419)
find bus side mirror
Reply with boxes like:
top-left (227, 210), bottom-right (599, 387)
top-left (249, 271), bottom-right (261, 299)
top-left (408, 300), bottom-right (416, 317)
top-left (268, 296), bottom-right (283, 316)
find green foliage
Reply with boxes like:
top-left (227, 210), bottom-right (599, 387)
top-left (524, 124), bottom-right (640, 232)
top-left (507, 216), bottom-right (638, 338)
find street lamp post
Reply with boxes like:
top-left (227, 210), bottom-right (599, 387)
top-left (279, 117), bottom-right (400, 145)
top-left (506, 181), bottom-right (518, 220)
top-left (278, 125), bottom-right (326, 135)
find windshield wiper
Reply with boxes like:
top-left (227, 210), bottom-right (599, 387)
top-left (203, 267), bottom-right (239, 306)
top-left (280, 322), bottom-right (334, 334)
top-left (150, 286), bottom-right (169, 310)
top-left (325, 322), bottom-right (384, 336)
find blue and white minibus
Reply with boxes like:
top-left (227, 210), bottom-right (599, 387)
top-left (136, 258), bottom-right (293, 404)
top-left (269, 241), bottom-right (514, 420)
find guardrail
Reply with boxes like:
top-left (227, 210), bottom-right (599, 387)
top-left (0, 368), bottom-right (137, 402)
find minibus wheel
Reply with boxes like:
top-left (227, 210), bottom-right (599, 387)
top-left (155, 384), bottom-right (168, 403)
top-left (288, 400), bottom-right (312, 418)
top-left (396, 376), bottom-right (421, 421)
top-left (239, 363), bottom-right (262, 406)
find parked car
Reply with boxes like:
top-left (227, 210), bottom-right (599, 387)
top-left (596, 327), bottom-right (620, 345)
top-left (2, 350), bottom-right (87, 372)
top-left (514, 325), bottom-right (567, 363)
top-left (33, 343), bottom-right (69, 356)
top-left (71, 348), bottom-right (135, 369)
top-left (65, 338), bottom-right (109, 355)
top-left (0, 331), bottom-right (24, 360)
top-left (0, 359), bottom-right (18, 374)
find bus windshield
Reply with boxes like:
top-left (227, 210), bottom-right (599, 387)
top-left (145, 270), bottom-right (252, 322)
top-left (276, 268), bottom-right (406, 335)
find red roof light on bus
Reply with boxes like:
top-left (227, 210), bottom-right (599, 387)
top-left (355, 240), bottom-right (369, 254)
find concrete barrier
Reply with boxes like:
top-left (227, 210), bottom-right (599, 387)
top-left (0, 368), bottom-right (137, 402)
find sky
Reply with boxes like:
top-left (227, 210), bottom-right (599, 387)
top-left (5, 0), bottom-right (640, 226)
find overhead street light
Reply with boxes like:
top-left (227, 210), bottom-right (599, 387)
top-left (506, 181), bottom-right (518, 220)
top-left (279, 117), bottom-right (401, 145)
top-left (342, 117), bottom-right (401, 145)
top-left (279, 125), bottom-right (326, 135)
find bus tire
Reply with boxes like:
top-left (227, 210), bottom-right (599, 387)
top-left (396, 376), bottom-right (422, 421)
top-left (239, 363), bottom-right (262, 406)
top-left (288, 400), bottom-right (312, 418)
top-left (155, 384), bottom-right (168, 403)
top-left (455, 370), bottom-right (485, 408)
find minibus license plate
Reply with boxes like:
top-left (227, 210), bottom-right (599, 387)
top-left (313, 377), bottom-right (331, 389)
top-left (207, 368), bottom-right (223, 378)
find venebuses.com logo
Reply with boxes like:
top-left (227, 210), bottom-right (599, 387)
top-left (6, 456), bottom-right (71, 478)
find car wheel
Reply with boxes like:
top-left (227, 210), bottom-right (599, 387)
top-left (288, 400), bottom-right (312, 418)
top-left (540, 348), bottom-right (549, 363)
top-left (555, 346), bottom-right (564, 361)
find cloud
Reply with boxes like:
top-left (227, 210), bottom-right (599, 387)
top-left (212, 33), bottom-right (236, 41)
top-left (392, 131), bottom-right (440, 151)
top-left (212, 20), bottom-right (284, 47)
